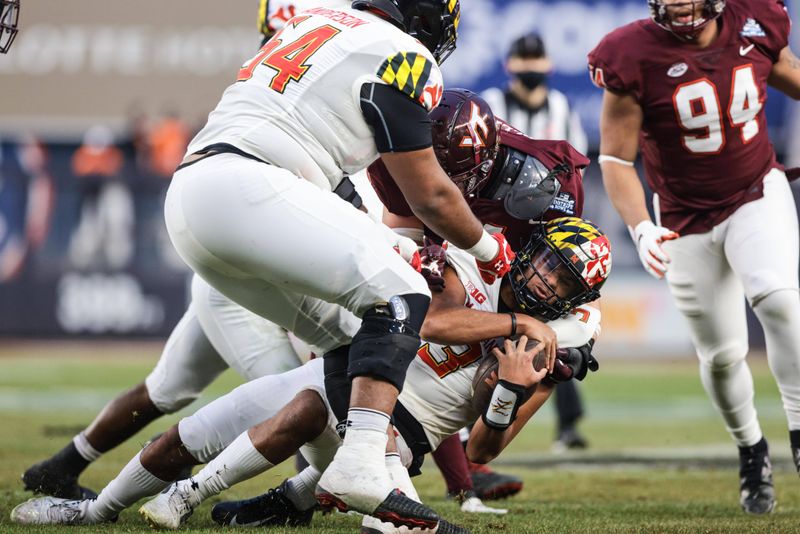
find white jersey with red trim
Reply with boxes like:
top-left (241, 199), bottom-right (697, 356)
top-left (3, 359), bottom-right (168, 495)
top-left (258, 0), bottom-right (351, 37)
top-left (399, 246), bottom-right (601, 450)
top-left (188, 6), bottom-right (443, 192)
top-left (398, 247), bottom-right (498, 450)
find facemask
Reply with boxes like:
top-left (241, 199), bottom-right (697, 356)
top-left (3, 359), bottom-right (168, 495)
top-left (514, 71), bottom-right (548, 90)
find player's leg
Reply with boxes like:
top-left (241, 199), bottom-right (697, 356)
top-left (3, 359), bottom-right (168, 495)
top-left (726, 169), bottom-right (800, 473)
top-left (433, 434), bottom-right (508, 514)
top-left (10, 360), bottom-right (328, 525)
top-left (21, 304), bottom-right (227, 499)
top-left (139, 389), bottom-right (331, 529)
top-left (164, 155), bottom-right (434, 524)
top-left (664, 231), bottom-right (772, 514)
top-left (191, 274), bottom-right (305, 379)
top-left (552, 380), bottom-right (587, 451)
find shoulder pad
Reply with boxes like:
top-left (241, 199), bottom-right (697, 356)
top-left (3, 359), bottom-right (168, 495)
top-left (377, 51), bottom-right (443, 111)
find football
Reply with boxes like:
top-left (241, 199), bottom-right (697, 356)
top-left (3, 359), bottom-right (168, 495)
top-left (471, 337), bottom-right (543, 412)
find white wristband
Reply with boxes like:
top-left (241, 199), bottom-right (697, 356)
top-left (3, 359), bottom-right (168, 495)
top-left (464, 230), bottom-right (498, 262)
top-left (598, 154), bottom-right (635, 167)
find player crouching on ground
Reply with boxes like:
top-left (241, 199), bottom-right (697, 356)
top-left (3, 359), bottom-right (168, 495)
top-left (10, 217), bottom-right (611, 530)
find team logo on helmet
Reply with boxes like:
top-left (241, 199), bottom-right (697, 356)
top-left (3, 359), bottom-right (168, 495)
top-left (459, 102), bottom-right (491, 150)
top-left (508, 217), bottom-right (611, 321)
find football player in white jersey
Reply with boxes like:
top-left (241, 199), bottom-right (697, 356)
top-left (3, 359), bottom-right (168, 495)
top-left (10, 217), bottom-right (609, 531)
top-left (159, 0), bottom-right (551, 527)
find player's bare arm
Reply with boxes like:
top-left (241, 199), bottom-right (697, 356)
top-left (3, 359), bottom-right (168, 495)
top-left (598, 89), bottom-right (649, 228)
top-left (768, 46), bottom-right (800, 99)
top-left (382, 148), bottom-right (484, 250)
top-left (421, 267), bottom-right (555, 355)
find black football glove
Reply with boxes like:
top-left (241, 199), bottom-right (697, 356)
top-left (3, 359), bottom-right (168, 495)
top-left (546, 339), bottom-right (598, 384)
top-left (419, 237), bottom-right (447, 292)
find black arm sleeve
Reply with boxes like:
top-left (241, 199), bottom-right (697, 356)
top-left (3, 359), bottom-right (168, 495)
top-left (360, 82), bottom-right (432, 153)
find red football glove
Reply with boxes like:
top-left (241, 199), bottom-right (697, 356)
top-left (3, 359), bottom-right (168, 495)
top-left (393, 239), bottom-right (422, 272)
top-left (475, 233), bottom-right (515, 283)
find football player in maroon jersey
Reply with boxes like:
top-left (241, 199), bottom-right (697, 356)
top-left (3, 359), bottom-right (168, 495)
top-left (589, 0), bottom-right (800, 515)
top-left (369, 88), bottom-right (593, 504)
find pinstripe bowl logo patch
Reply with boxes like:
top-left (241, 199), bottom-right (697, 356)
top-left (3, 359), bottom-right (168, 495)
top-left (378, 51), bottom-right (443, 111)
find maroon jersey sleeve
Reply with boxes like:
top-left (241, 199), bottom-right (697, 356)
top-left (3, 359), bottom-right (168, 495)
top-left (756, 0), bottom-right (791, 61)
top-left (366, 159), bottom-right (414, 217)
top-left (587, 21), bottom-right (650, 99)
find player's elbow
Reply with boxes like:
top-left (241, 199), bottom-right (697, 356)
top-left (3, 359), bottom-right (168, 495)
top-left (406, 185), bottom-right (454, 224)
top-left (465, 432), bottom-right (504, 464)
top-left (419, 316), bottom-right (449, 345)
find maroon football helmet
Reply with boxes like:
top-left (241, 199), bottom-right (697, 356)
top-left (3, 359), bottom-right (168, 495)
top-left (648, 0), bottom-right (725, 39)
top-left (430, 89), bottom-right (499, 196)
top-left (0, 0), bottom-right (19, 54)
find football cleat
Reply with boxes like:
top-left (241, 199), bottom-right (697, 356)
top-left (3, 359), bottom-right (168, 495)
top-left (10, 496), bottom-right (89, 525)
top-left (318, 488), bottom-right (440, 531)
top-left (792, 445), bottom-right (800, 476)
top-left (449, 490), bottom-right (507, 514)
top-left (138, 482), bottom-right (195, 529)
top-left (552, 427), bottom-right (589, 453)
top-left (211, 479), bottom-right (313, 527)
top-left (739, 439), bottom-right (776, 515)
top-left (361, 515), bottom-right (471, 534)
top-left (22, 460), bottom-right (97, 500)
top-left (468, 462), bottom-right (523, 500)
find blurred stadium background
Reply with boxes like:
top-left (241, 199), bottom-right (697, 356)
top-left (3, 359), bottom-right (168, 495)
top-left (2, 0), bottom-right (800, 531)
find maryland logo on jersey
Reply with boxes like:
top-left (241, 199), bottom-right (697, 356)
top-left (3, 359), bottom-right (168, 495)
top-left (378, 51), bottom-right (443, 111)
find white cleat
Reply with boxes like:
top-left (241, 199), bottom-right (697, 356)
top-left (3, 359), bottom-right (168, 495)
top-left (459, 496), bottom-right (507, 515)
top-left (139, 482), bottom-right (195, 529)
top-left (317, 439), bottom-right (396, 514)
top-left (10, 496), bottom-right (89, 525)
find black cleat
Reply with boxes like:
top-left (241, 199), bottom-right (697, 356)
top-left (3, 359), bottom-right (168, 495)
top-left (789, 429), bottom-right (800, 476)
top-left (468, 463), bottom-right (523, 500)
top-left (553, 427), bottom-right (589, 452)
top-left (739, 438), bottom-right (776, 515)
top-left (211, 480), bottom-right (313, 527)
top-left (22, 461), bottom-right (97, 501)
top-left (436, 519), bottom-right (472, 534)
top-left (318, 489), bottom-right (440, 531)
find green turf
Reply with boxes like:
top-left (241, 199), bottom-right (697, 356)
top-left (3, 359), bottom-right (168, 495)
top-left (1, 345), bottom-right (799, 532)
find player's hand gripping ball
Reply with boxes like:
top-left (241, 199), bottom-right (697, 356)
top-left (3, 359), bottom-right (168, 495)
top-left (471, 337), bottom-right (546, 411)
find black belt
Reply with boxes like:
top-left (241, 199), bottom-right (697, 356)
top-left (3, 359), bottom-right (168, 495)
top-left (176, 143), bottom-right (267, 171)
top-left (175, 143), bottom-right (363, 209)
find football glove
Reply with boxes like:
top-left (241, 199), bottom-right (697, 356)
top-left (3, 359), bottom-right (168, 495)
top-left (631, 220), bottom-right (678, 279)
top-left (378, 224), bottom-right (422, 272)
top-left (419, 237), bottom-right (447, 291)
top-left (475, 233), bottom-right (515, 284)
top-left (546, 340), bottom-right (598, 384)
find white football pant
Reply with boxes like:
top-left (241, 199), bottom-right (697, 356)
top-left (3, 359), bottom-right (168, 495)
top-left (164, 154), bottom-right (429, 338)
top-left (663, 168), bottom-right (800, 446)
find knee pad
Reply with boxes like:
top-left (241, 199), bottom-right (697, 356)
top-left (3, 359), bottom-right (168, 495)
top-left (347, 294), bottom-right (430, 391)
top-left (753, 288), bottom-right (800, 325)
top-left (145, 385), bottom-right (199, 414)
top-left (698, 339), bottom-right (748, 372)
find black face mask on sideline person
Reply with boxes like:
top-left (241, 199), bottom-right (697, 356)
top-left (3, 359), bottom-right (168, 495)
top-left (514, 70), bottom-right (548, 90)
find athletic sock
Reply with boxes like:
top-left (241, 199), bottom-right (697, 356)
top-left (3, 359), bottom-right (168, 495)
top-left (47, 439), bottom-right (92, 476)
top-left (385, 452), bottom-right (419, 502)
top-left (179, 431), bottom-right (272, 507)
top-left (285, 466), bottom-right (321, 511)
top-left (85, 452), bottom-right (169, 523)
top-left (72, 432), bottom-right (102, 463)
top-left (738, 436), bottom-right (768, 457)
top-left (347, 408), bottom-right (390, 434)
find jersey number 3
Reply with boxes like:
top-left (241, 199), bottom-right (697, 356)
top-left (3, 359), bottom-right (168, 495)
top-left (672, 65), bottom-right (762, 154)
top-left (238, 18), bottom-right (341, 93)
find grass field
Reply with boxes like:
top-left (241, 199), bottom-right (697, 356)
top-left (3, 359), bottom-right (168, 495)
top-left (1, 341), bottom-right (799, 533)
